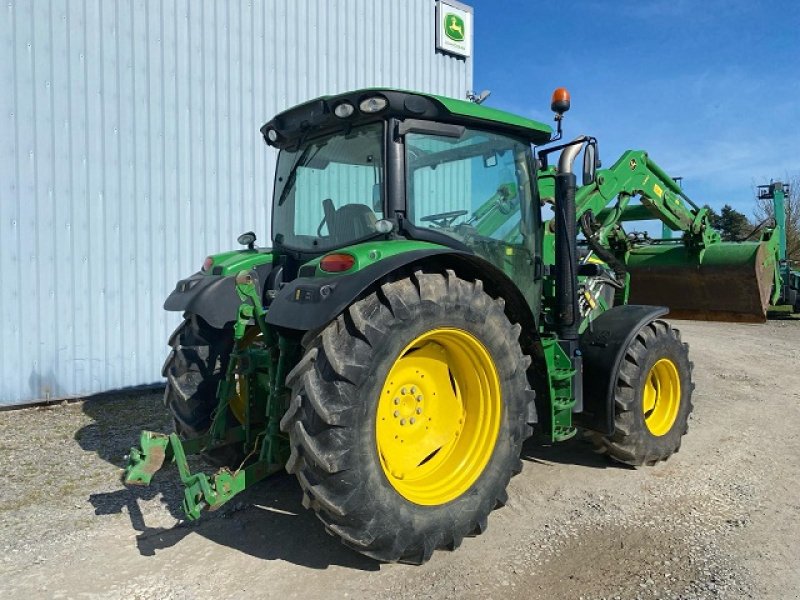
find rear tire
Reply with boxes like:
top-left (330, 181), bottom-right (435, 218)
top-left (590, 319), bottom-right (693, 466)
top-left (162, 314), bottom-right (242, 466)
top-left (787, 288), bottom-right (797, 311)
top-left (281, 271), bottom-right (534, 563)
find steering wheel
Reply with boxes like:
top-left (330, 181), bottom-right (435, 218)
top-left (317, 198), bottom-right (337, 237)
top-left (420, 209), bottom-right (468, 228)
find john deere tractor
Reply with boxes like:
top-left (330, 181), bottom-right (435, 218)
top-left (126, 87), bottom-right (773, 563)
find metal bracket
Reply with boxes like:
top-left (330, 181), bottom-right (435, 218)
top-left (123, 429), bottom-right (280, 520)
top-left (124, 431), bottom-right (172, 485)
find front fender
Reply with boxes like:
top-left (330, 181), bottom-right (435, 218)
top-left (265, 248), bottom-right (468, 332)
top-left (576, 304), bottom-right (669, 434)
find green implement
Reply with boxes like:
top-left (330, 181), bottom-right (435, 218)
top-left (625, 241), bottom-right (776, 322)
top-left (547, 149), bottom-right (781, 322)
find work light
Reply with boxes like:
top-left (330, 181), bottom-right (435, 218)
top-left (359, 96), bottom-right (388, 113)
top-left (334, 102), bottom-right (355, 118)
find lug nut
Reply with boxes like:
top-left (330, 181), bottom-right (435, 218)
top-left (410, 417), bottom-right (416, 424)
top-left (393, 397), bottom-right (399, 405)
top-left (401, 387), bottom-right (407, 395)
top-left (416, 395), bottom-right (423, 402)
top-left (400, 419), bottom-right (406, 426)
top-left (416, 407), bottom-right (422, 414)
top-left (411, 386), bottom-right (417, 394)
top-left (393, 410), bottom-right (399, 417)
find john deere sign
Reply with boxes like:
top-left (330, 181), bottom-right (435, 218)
top-left (445, 13), bottom-right (465, 42)
top-left (436, 1), bottom-right (472, 58)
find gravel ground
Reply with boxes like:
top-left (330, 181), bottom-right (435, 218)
top-left (1, 319), bottom-right (798, 600)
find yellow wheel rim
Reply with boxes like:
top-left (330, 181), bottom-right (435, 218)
top-left (642, 358), bottom-right (681, 436)
top-left (375, 328), bottom-right (502, 506)
top-left (230, 328), bottom-right (262, 424)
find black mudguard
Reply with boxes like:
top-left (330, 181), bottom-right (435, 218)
top-left (164, 264), bottom-right (273, 329)
top-left (576, 304), bottom-right (669, 435)
top-left (265, 249), bottom-right (468, 332)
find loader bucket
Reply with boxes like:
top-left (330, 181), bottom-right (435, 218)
top-left (625, 241), bottom-right (774, 322)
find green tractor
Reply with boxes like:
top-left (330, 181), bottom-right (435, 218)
top-left (126, 88), bottom-right (700, 563)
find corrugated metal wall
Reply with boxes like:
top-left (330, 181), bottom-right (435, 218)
top-left (0, 0), bottom-right (472, 405)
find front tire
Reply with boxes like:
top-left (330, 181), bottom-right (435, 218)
top-left (280, 271), bottom-right (533, 563)
top-left (590, 319), bottom-right (694, 466)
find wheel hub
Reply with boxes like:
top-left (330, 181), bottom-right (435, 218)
top-left (376, 328), bottom-right (501, 505)
top-left (642, 357), bottom-right (681, 436)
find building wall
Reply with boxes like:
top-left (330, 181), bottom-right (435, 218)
top-left (0, 0), bottom-right (472, 405)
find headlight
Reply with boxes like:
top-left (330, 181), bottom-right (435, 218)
top-left (359, 96), bottom-right (388, 113)
top-left (334, 102), bottom-right (355, 118)
top-left (266, 128), bottom-right (279, 143)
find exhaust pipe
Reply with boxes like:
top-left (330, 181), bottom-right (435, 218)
top-left (555, 137), bottom-right (585, 342)
top-left (554, 137), bottom-right (587, 413)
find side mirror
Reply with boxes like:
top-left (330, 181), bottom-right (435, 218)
top-left (582, 143), bottom-right (598, 186)
top-left (237, 231), bottom-right (257, 250)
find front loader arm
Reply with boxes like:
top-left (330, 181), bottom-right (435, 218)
top-left (540, 144), bottom-right (782, 320)
top-left (575, 150), bottom-right (720, 251)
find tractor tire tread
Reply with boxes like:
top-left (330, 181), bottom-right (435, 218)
top-left (590, 319), bottom-right (693, 466)
top-left (282, 272), bottom-right (533, 563)
top-left (162, 315), bottom-right (242, 466)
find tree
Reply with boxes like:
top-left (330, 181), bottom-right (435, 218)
top-left (704, 204), bottom-right (752, 241)
top-left (754, 177), bottom-right (800, 268)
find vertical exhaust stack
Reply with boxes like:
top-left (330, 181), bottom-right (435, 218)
top-left (555, 138), bottom-right (585, 342)
top-left (554, 136), bottom-right (587, 411)
top-left (549, 88), bottom-right (582, 342)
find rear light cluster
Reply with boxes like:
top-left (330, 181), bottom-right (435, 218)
top-left (320, 253), bottom-right (356, 273)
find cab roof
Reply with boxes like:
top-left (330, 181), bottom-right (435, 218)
top-left (261, 88), bottom-right (553, 147)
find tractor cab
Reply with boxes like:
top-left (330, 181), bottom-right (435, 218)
top-left (263, 89), bottom-right (552, 291)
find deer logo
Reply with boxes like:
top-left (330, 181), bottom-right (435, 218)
top-left (445, 13), bottom-right (465, 42)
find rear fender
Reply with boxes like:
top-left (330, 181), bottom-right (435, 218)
top-left (164, 263), bottom-right (274, 329)
top-left (577, 304), bottom-right (669, 434)
top-left (266, 248), bottom-right (544, 423)
top-left (265, 249), bottom-right (467, 332)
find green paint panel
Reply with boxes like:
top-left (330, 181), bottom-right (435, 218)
top-left (206, 249), bottom-right (274, 276)
top-left (306, 240), bottom-right (446, 276)
top-left (541, 337), bottom-right (576, 442)
top-left (431, 94), bottom-right (552, 140)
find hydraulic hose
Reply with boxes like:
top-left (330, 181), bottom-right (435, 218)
top-left (579, 211), bottom-right (628, 281)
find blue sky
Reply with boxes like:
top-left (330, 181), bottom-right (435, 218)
top-left (469, 0), bottom-right (800, 218)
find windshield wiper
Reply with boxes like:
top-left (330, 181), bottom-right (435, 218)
top-left (277, 142), bottom-right (327, 207)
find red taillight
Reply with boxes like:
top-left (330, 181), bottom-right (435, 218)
top-left (202, 256), bottom-right (213, 272)
top-left (319, 253), bottom-right (355, 273)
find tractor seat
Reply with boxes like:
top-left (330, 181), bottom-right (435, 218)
top-left (329, 203), bottom-right (378, 243)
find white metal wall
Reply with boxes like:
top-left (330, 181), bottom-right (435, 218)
top-left (0, 0), bottom-right (472, 405)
